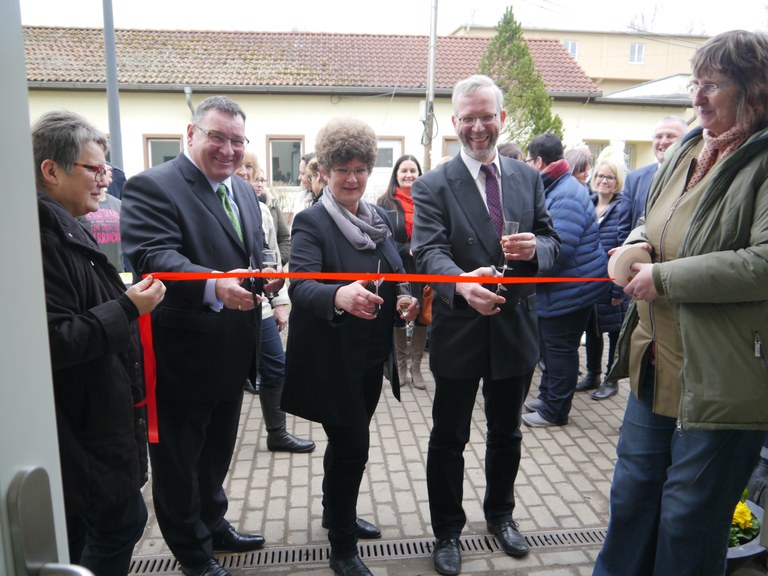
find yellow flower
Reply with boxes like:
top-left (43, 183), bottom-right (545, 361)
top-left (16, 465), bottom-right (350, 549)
top-left (733, 501), bottom-right (753, 530)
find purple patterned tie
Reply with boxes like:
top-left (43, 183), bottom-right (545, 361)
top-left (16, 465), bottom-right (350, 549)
top-left (481, 163), bottom-right (503, 237)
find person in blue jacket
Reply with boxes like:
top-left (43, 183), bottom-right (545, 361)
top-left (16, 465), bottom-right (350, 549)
top-left (522, 133), bottom-right (608, 427)
top-left (575, 157), bottom-right (628, 400)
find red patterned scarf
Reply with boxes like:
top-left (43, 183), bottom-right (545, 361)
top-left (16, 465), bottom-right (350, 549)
top-left (394, 187), bottom-right (415, 240)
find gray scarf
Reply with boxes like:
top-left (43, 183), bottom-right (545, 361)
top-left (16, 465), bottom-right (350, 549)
top-left (320, 188), bottom-right (390, 250)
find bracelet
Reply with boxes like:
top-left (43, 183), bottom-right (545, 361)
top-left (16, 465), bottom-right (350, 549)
top-left (333, 307), bottom-right (345, 316)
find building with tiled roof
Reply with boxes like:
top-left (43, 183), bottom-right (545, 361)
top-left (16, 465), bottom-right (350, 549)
top-left (24, 26), bottom-right (690, 207)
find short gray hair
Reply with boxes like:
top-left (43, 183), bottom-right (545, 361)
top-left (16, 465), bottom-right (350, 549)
top-left (452, 75), bottom-right (504, 117)
top-left (31, 110), bottom-right (108, 191)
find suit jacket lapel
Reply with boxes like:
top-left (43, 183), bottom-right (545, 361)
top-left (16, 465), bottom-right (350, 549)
top-left (445, 157), bottom-right (502, 260)
top-left (176, 155), bottom-right (248, 254)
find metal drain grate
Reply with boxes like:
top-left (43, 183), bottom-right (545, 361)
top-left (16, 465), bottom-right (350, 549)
top-left (129, 528), bottom-right (607, 574)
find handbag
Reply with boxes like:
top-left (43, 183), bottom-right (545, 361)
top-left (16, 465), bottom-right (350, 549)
top-left (418, 284), bottom-right (433, 325)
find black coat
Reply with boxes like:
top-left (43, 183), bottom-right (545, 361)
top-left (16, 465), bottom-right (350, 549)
top-left (38, 194), bottom-right (147, 515)
top-left (282, 202), bottom-right (404, 425)
top-left (121, 153), bottom-right (265, 401)
top-left (411, 155), bottom-right (560, 379)
top-left (591, 193), bottom-right (629, 333)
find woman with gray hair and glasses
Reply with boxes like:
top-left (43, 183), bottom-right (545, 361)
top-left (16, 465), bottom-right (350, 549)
top-left (594, 30), bottom-right (768, 576)
top-left (33, 109), bottom-right (165, 575)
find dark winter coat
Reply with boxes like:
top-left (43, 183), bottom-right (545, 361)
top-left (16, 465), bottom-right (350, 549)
top-left (591, 192), bottom-right (629, 333)
top-left (536, 172), bottom-right (608, 318)
top-left (38, 193), bottom-right (147, 515)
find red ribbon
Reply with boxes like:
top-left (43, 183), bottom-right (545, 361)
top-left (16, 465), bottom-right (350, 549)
top-left (138, 271), bottom-right (613, 442)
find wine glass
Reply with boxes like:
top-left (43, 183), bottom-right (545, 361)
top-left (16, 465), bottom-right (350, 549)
top-left (496, 220), bottom-right (520, 293)
top-left (262, 249), bottom-right (279, 295)
top-left (396, 282), bottom-right (414, 327)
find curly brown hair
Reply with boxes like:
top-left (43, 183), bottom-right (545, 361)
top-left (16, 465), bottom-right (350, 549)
top-left (314, 118), bottom-right (378, 172)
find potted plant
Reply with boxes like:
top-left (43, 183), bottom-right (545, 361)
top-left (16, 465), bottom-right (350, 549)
top-left (727, 489), bottom-right (764, 564)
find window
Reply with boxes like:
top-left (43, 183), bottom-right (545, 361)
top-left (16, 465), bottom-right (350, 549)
top-left (144, 136), bottom-right (182, 168)
top-left (563, 40), bottom-right (578, 59)
top-left (629, 42), bottom-right (645, 64)
top-left (443, 138), bottom-right (461, 159)
top-left (268, 138), bottom-right (302, 186)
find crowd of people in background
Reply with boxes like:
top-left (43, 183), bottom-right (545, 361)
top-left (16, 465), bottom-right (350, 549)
top-left (33, 29), bottom-right (768, 576)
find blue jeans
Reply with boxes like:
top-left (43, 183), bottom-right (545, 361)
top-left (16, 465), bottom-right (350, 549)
top-left (537, 306), bottom-right (592, 423)
top-left (593, 386), bottom-right (765, 576)
top-left (258, 315), bottom-right (284, 391)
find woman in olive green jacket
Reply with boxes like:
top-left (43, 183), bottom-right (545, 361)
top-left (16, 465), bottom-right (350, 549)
top-left (594, 30), bottom-right (768, 576)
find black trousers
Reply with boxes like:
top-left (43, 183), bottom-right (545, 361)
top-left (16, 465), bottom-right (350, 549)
top-left (321, 364), bottom-right (384, 558)
top-left (67, 489), bottom-right (147, 576)
top-left (426, 373), bottom-right (530, 538)
top-left (148, 394), bottom-right (243, 567)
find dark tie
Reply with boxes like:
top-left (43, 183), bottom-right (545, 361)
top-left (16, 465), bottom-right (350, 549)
top-left (216, 183), bottom-right (243, 244)
top-left (481, 163), bottom-right (503, 237)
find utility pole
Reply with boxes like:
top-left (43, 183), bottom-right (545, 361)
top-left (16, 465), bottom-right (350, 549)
top-left (103, 0), bottom-right (123, 170)
top-left (421, 0), bottom-right (438, 172)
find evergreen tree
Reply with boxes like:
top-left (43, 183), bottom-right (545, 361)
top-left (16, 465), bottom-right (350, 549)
top-left (479, 6), bottom-right (564, 148)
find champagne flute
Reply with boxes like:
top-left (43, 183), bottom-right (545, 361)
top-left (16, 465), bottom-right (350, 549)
top-left (396, 281), bottom-right (414, 328)
top-left (262, 249), bottom-right (279, 296)
top-left (496, 220), bottom-right (520, 294)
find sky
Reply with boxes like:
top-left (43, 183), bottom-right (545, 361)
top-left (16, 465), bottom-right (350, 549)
top-left (18, 0), bottom-right (768, 37)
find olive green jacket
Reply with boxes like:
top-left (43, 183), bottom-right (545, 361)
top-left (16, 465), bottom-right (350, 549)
top-left (611, 126), bottom-right (768, 430)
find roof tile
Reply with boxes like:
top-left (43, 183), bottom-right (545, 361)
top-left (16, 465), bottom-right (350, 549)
top-left (23, 27), bottom-right (598, 94)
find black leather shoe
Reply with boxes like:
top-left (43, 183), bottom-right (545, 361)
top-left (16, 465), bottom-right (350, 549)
top-left (487, 520), bottom-right (529, 557)
top-left (211, 525), bottom-right (265, 552)
top-left (591, 378), bottom-right (618, 400)
top-left (322, 516), bottom-right (381, 539)
top-left (354, 517), bottom-right (381, 539)
top-left (180, 558), bottom-right (231, 576)
top-left (329, 554), bottom-right (373, 576)
top-left (432, 537), bottom-right (461, 576)
top-left (267, 430), bottom-right (316, 453)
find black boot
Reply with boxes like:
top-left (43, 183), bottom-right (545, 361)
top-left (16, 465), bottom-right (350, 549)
top-left (259, 386), bottom-right (316, 453)
top-left (576, 372), bottom-right (600, 392)
top-left (591, 377), bottom-right (618, 400)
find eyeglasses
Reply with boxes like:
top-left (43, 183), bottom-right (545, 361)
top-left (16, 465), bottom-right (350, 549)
top-left (254, 178), bottom-right (267, 184)
top-left (687, 81), bottom-right (734, 98)
top-left (194, 124), bottom-right (249, 149)
top-left (331, 167), bottom-right (370, 179)
top-left (73, 162), bottom-right (108, 182)
top-left (457, 114), bottom-right (497, 127)
top-left (524, 158), bottom-right (535, 164)
top-left (594, 174), bottom-right (616, 182)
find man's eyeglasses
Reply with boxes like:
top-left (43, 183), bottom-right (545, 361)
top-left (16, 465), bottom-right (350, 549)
top-left (73, 162), bottom-right (108, 182)
top-left (457, 114), bottom-right (497, 127)
top-left (594, 174), bottom-right (616, 182)
top-left (331, 167), bottom-right (370, 179)
top-left (524, 158), bottom-right (536, 164)
top-left (194, 124), bottom-right (249, 149)
top-left (687, 81), bottom-right (734, 98)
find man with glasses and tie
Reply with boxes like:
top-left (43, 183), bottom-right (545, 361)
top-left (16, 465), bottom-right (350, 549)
top-left (411, 75), bottom-right (560, 576)
top-left (122, 96), bottom-right (278, 576)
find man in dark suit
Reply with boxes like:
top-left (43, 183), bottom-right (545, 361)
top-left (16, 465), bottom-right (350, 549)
top-left (618, 116), bottom-right (687, 241)
top-left (411, 75), bottom-right (560, 576)
top-left (121, 96), bottom-right (275, 576)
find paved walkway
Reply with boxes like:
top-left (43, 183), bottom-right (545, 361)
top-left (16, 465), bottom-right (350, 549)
top-left (132, 348), bottom-right (766, 575)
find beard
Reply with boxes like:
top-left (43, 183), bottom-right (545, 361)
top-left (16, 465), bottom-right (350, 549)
top-left (458, 130), bottom-right (498, 163)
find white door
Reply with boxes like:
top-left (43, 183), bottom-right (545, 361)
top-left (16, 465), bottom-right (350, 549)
top-left (0, 3), bottom-right (84, 574)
